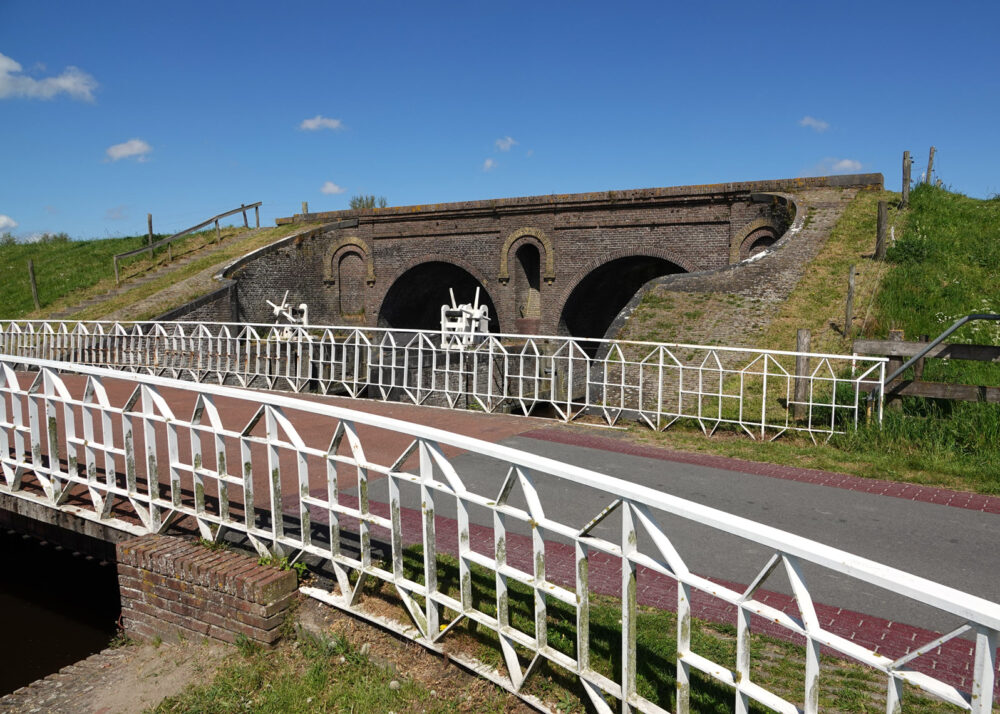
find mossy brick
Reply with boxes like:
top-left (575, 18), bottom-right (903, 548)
top-left (247, 568), bottom-right (297, 603)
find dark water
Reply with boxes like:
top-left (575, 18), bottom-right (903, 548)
top-left (0, 530), bottom-right (121, 696)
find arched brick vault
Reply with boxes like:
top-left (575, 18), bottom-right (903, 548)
top-left (323, 237), bottom-right (375, 285)
top-left (375, 253), bottom-right (501, 329)
top-left (498, 227), bottom-right (555, 284)
top-left (549, 248), bottom-right (696, 326)
top-left (731, 218), bottom-right (781, 263)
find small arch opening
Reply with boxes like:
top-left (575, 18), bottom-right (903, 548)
top-left (378, 261), bottom-right (500, 332)
top-left (740, 227), bottom-right (778, 261)
top-left (514, 243), bottom-right (541, 320)
top-left (337, 251), bottom-right (366, 316)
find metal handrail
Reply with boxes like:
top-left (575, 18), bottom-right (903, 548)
top-left (882, 313), bottom-right (1000, 386)
top-left (112, 202), bottom-right (262, 283)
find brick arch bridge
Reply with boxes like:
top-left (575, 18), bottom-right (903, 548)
top-left (179, 175), bottom-right (880, 339)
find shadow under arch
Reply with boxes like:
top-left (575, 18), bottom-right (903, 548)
top-left (377, 261), bottom-right (500, 332)
top-left (558, 256), bottom-right (685, 348)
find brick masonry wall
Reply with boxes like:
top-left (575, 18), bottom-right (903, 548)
top-left (166, 175), bottom-right (881, 335)
top-left (116, 534), bottom-right (298, 648)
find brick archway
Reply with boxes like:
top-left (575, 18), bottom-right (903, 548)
top-left (376, 254), bottom-right (501, 332)
top-left (553, 251), bottom-right (688, 342)
top-left (498, 227), bottom-right (555, 284)
top-left (323, 237), bottom-right (375, 285)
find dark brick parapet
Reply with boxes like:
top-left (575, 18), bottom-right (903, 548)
top-left (117, 534), bottom-right (298, 648)
top-left (276, 174), bottom-right (883, 225)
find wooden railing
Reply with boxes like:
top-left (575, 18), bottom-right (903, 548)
top-left (112, 202), bottom-right (262, 284)
top-left (854, 315), bottom-right (1000, 403)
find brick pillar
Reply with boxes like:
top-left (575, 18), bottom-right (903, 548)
top-left (117, 534), bottom-right (298, 648)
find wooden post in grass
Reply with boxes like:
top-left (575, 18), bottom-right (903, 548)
top-left (887, 329), bottom-right (905, 410)
top-left (914, 335), bottom-right (929, 381)
top-left (113, 256), bottom-right (120, 285)
top-left (793, 328), bottom-right (811, 421)
top-left (27, 259), bottom-right (40, 310)
top-left (215, 219), bottom-right (221, 244)
top-left (901, 151), bottom-right (911, 208)
top-left (254, 204), bottom-right (260, 228)
top-left (926, 146), bottom-right (935, 184)
top-left (845, 265), bottom-right (856, 338)
top-left (241, 203), bottom-right (248, 229)
top-left (147, 213), bottom-right (154, 257)
top-left (875, 201), bottom-right (888, 259)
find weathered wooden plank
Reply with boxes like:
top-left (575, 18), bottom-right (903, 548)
top-left (854, 339), bottom-right (1000, 363)
top-left (863, 380), bottom-right (1000, 403)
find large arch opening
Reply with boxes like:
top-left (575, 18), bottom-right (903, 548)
top-left (378, 261), bottom-right (500, 332)
top-left (558, 256), bottom-right (685, 345)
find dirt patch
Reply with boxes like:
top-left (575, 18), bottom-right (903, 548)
top-left (0, 640), bottom-right (227, 714)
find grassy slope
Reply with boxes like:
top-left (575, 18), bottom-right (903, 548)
top-left (0, 223), bottom-right (311, 321)
top-left (620, 185), bottom-right (1000, 494)
top-left (0, 235), bottom-right (146, 317)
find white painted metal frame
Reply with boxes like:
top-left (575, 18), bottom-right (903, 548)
top-left (0, 354), bottom-right (994, 713)
top-left (0, 321), bottom-right (886, 442)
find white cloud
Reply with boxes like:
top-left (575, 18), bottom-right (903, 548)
top-left (482, 158), bottom-right (496, 171)
top-left (105, 138), bottom-right (152, 162)
top-left (495, 136), bottom-right (517, 152)
top-left (300, 115), bottom-right (344, 131)
top-left (0, 214), bottom-right (17, 231)
top-left (105, 205), bottom-right (128, 220)
top-left (799, 116), bottom-right (830, 132)
top-left (321, 181), bottom-right (346, 195)
top-left (0, 52), bottom-right (97, 102)
top-left (809, 157), bottom-right (863, 175)
top-left (831, 158), bottom-right (862, 172)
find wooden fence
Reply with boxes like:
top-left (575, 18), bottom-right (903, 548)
top-left (112, 202), bottom-right (262, 284)
top-left (854, 331), bottom-right (1000, 403)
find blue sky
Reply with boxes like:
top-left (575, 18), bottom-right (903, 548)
top-left (1, 1), bottom-right (997, 239)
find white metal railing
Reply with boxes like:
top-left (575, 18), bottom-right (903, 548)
top-left (0, 355), bottom-right (995, 713)
top-left (0, 321), bottom-right (886, 443)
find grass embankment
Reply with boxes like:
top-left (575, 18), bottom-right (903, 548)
top-left (158, 550), bottom-right (955, 713)
top-left (0, 223), bottom-right (313, 321)
top-left (67, 223), bottom-right (317, 321)
top-left (0, 226), bottom-right (244, 319)
top-left (627, 185), bottom-right (1000, 494)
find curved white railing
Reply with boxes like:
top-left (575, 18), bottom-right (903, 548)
top-left (0, 320), bottom-right (886, 443)
top-left (0, 355), bottom-right (992, 713)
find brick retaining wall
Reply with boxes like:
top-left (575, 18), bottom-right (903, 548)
top-left (116, 535), bottom-right (298, 648)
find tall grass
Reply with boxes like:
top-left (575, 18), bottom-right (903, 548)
top-left (830, 184), bottom-right (1000, 490)
top-left (0, 235), bottom-right (146, 317)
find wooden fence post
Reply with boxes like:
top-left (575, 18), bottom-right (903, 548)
top-left (241, 203), bottom-right (248, 229)
top-left (887, 329), bottom-right (905, 410)
top-left (926, 146), bottom-right (935, 184)
top-left (914, 335), bottom-right (929, 381)
top-left (844, 265), bottom-right (856, 338)
top-left (147, 213), bottom-right (154, 258)
top-left (255, 205), bottom-right (260, 228)
top-left (793, 328), bottom-right (811, 420)
top-left (215, 219), bottom-right (221, 244)
top-left (27, 259), bottom-right (40, 310)
top-left (901, 151), bottom-right (911, 208)
top-left (875, 201), bottom-right (888, 259)
top-left (113, 256), bottom-right (120, 285)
